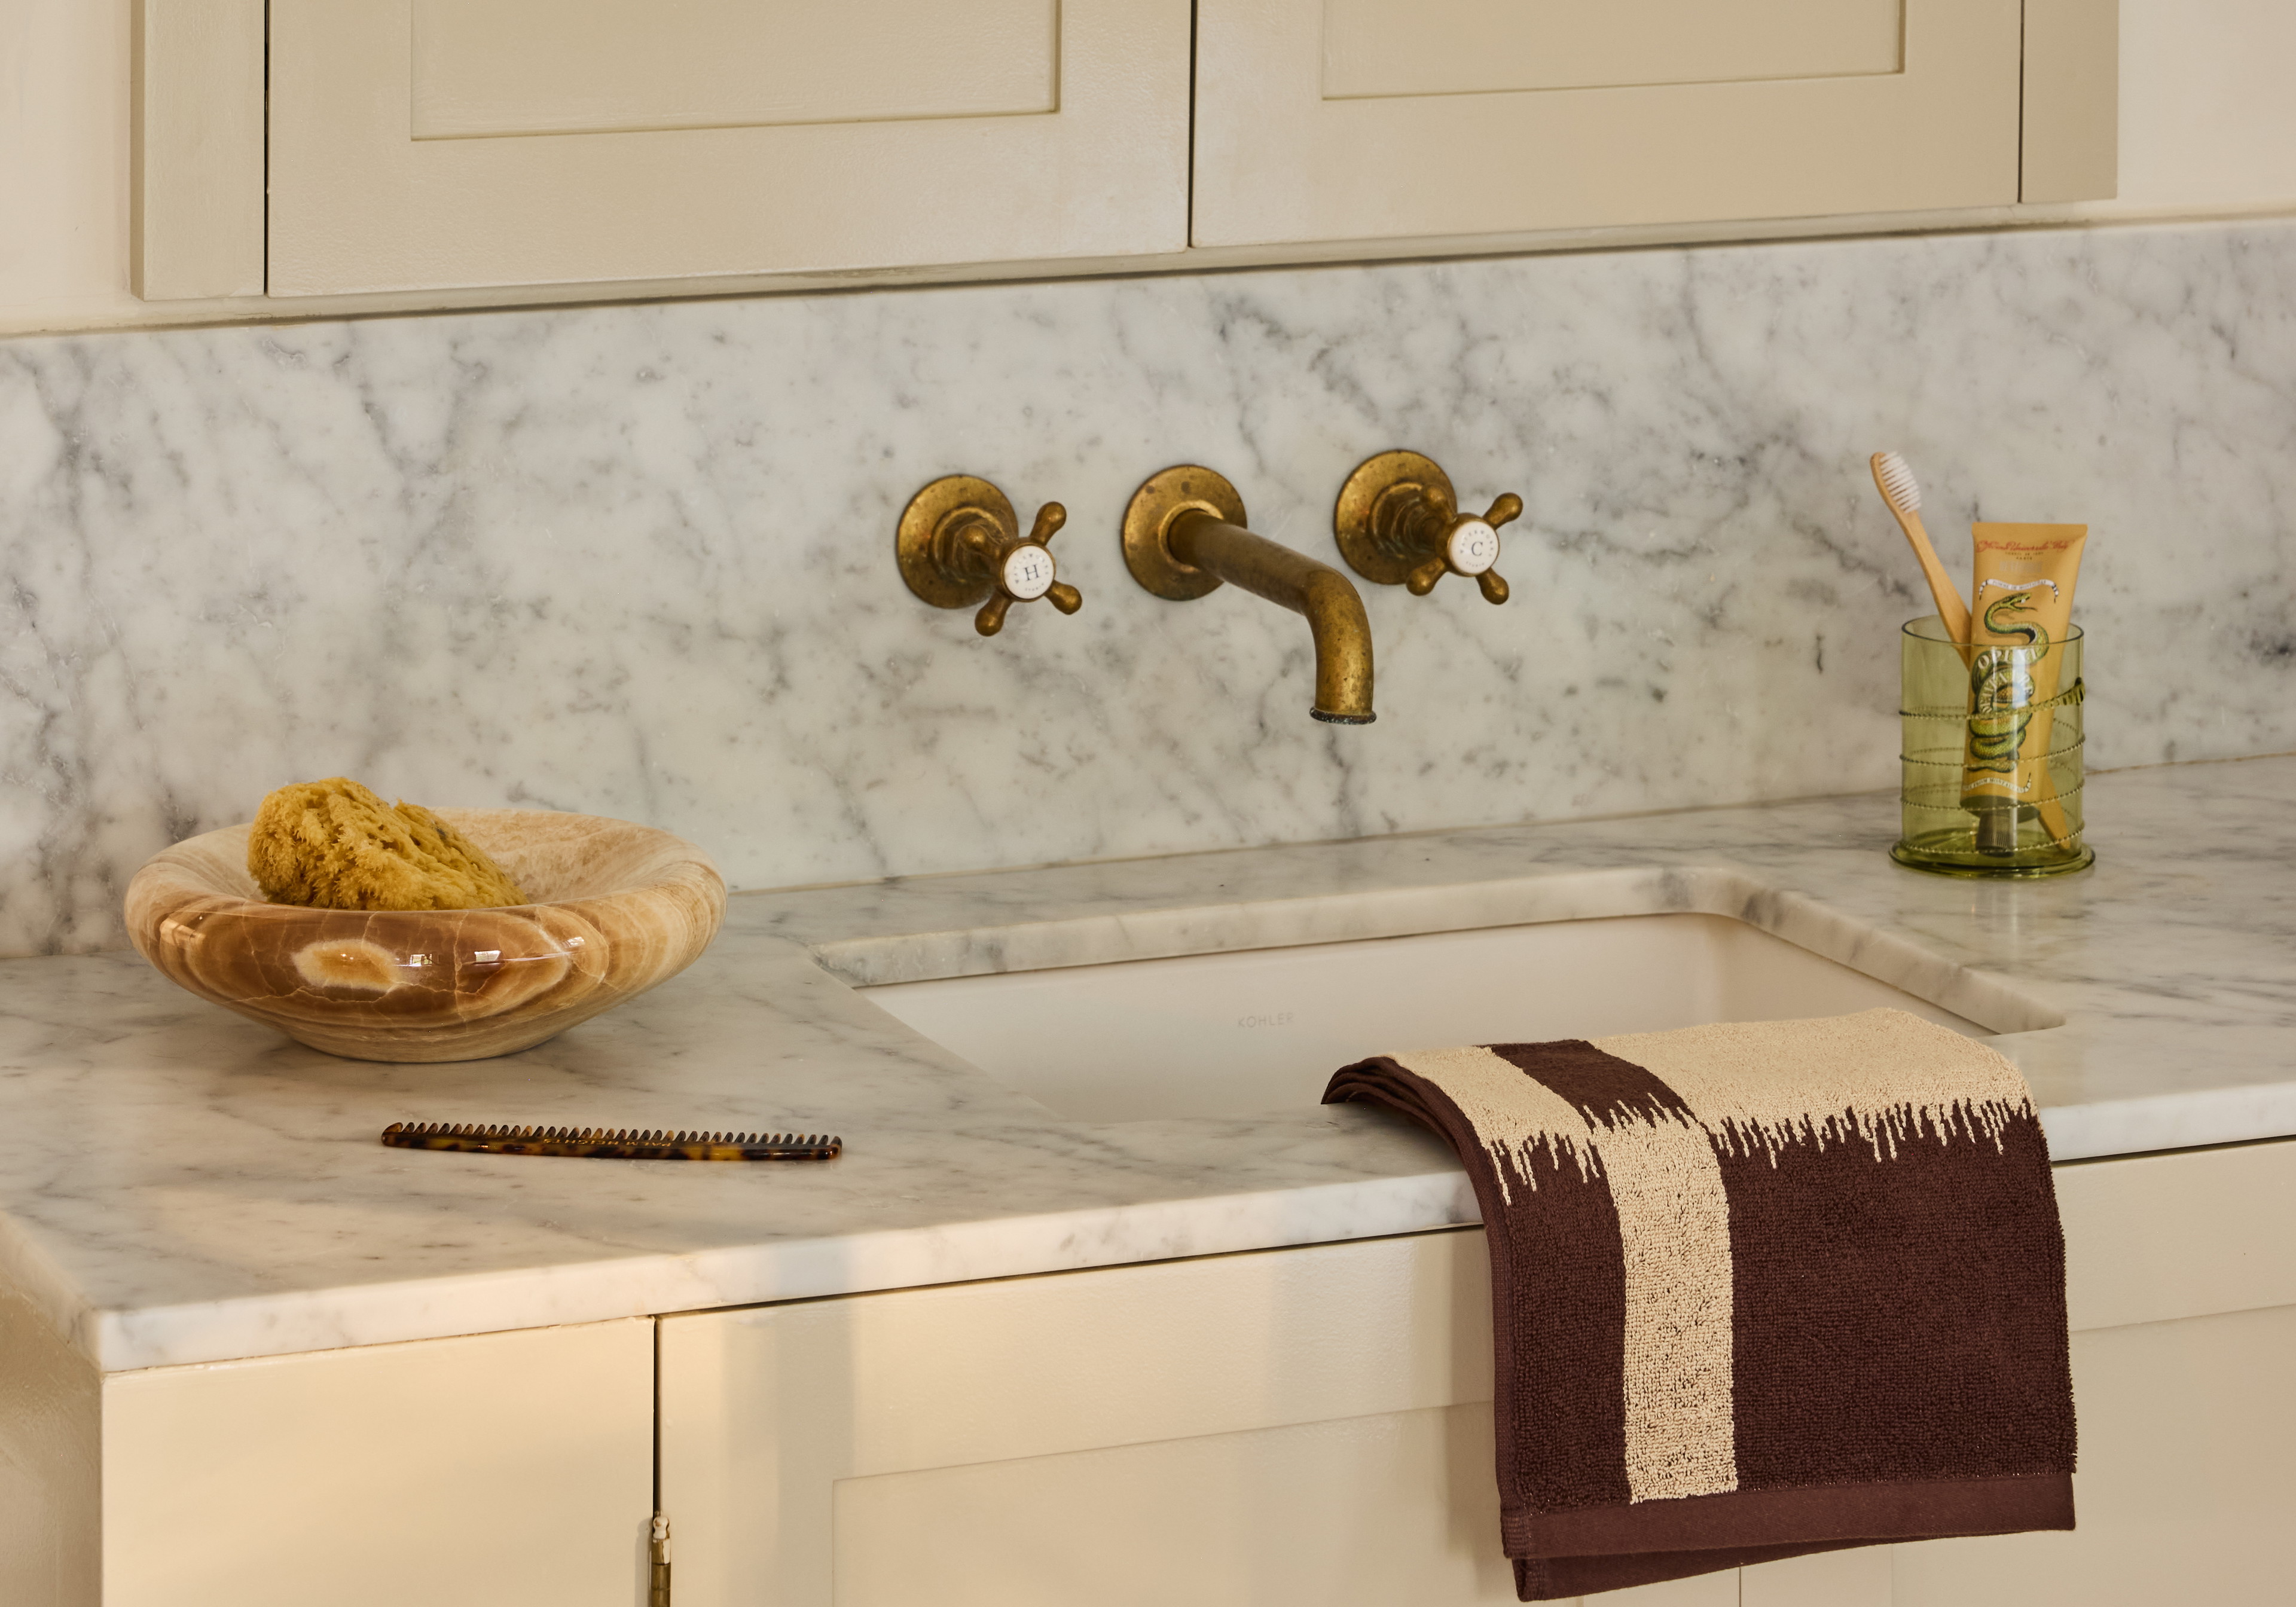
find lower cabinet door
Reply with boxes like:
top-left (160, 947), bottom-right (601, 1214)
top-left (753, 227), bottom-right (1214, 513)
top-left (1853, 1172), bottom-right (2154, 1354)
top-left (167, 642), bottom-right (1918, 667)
top-left (100, 1319), bottom-right (655, 1607)
top-left (658, 1229), bottom-right (1523, 1607)
top-left (1891, 1302), bottom-right (2296, 1607)
top-left (659, 1142), bottom-right (2296, 1607)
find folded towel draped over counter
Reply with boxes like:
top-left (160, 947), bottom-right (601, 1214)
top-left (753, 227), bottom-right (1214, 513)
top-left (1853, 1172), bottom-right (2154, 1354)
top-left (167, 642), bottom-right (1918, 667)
top-left (1326, 1007), bottom-right (2075, 1601)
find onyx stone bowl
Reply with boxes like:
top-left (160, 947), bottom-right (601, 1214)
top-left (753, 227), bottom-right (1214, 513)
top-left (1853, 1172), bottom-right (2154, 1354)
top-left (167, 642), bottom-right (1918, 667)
top-left (126, 810), bottom-right (726, 1062)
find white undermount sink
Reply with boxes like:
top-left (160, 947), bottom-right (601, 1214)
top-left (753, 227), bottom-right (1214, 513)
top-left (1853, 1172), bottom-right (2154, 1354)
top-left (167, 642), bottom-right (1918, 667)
top-left (860, 911), bottom-right (2004, 1123)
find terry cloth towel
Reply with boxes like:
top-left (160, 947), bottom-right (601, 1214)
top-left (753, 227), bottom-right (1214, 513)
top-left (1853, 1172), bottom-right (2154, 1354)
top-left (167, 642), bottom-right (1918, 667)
top-left (1324, 1007), bottom-right (2075, 1601)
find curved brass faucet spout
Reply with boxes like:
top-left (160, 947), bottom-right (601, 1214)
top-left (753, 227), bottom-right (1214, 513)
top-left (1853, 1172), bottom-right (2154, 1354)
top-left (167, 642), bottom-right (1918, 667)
top-left (1121, 466), bottom-right (1375, 725)
top-left (1168, 513), bottom-right (1375, 724)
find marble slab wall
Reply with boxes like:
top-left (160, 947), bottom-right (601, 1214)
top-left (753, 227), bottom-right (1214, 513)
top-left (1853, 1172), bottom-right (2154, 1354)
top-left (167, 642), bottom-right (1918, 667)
top-left (3, 219), bottom-right (2294, 956)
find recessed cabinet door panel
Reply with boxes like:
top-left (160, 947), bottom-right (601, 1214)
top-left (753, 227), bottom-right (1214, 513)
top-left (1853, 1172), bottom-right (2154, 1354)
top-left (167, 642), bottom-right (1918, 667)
top-left (268, 0), bottom-right (1190, 296)
top-left (1323, 0), bottom-right (1906, 99)
top-left (657, 1231), bottom-right (1504, 1606)
top-left (1196, 0), bottom-right (2021, 246)
top-left (410, 0), bottom-right (1060, 140)
top-left (100, 1320), bottom-right (654, 1607)
top-left (1893, 1304), bottom-right (2296, 1607)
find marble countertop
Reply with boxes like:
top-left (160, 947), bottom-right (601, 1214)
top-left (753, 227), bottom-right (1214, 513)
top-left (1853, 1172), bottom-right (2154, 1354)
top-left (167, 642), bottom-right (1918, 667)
top-left (4, 756), bottom-right (2292, 1374)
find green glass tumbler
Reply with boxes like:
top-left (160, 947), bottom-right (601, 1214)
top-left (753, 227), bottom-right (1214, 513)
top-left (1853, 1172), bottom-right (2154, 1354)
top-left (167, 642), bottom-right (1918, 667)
top-left (1891, 615), bottom-right (2093, 878)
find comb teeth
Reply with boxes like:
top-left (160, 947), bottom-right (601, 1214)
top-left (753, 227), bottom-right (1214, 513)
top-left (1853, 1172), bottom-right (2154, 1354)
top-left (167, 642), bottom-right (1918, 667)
top-left (390, 1122), bottom-right (822, 1145)
top-left (1873, 450), bottom-right (1922, 512)
top-left (381, 1121), bottom-right (842, 1160)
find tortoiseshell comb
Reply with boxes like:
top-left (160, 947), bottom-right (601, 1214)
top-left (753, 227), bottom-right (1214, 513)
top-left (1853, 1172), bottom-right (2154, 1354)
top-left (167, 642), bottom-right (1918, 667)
top-left (382, 1122), bottom-right (842, 1161)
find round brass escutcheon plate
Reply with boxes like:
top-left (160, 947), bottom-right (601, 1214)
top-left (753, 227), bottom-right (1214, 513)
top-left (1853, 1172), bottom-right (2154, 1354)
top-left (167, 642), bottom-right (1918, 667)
top-left (897, 474), bottom-right (1015, 609)
top-left (1122, 466), bottom-right (1245, 601)
top-left (1334, 449), bottom-right (1455, 587)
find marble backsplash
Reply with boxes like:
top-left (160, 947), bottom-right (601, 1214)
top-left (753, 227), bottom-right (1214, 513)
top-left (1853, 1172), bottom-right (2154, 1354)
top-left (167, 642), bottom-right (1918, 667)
top-left (3, 218), bottom-right (2294, 957)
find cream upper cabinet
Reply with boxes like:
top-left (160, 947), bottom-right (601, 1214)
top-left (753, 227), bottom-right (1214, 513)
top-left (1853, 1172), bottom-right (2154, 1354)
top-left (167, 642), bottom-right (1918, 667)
top-left (131, 0), bottom-right (2110, 305)
top-left (1193, 0), bottom-right (2112, 247)
top-left (260, 0), bottom-right (1192, 297)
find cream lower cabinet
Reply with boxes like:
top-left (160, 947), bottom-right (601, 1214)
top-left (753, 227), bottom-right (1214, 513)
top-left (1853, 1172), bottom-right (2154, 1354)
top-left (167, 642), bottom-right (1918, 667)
top-left (658, 1229), bottom-right (1532, 1607)
top-left (0, 1312), bottom-right (654, 1607)
top-left (1891, 1303), bottom-right (2296, 1605)
top-left (7, 1140), bottom-right (2284, 1606)
top-left (660, 1138), bottom-right (2296, 1607)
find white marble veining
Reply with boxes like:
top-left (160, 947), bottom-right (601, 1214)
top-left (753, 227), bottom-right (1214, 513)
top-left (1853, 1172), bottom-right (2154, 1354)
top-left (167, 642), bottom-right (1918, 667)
top-left (4, 218), bottom-right (2295, 957)
top-left (2, 756), bottom-right (2291, 1373)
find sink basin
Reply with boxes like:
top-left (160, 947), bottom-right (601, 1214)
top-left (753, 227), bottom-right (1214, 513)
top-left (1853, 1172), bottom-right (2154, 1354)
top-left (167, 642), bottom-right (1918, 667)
top-left (861, 912), bottom-right (1996, 1122)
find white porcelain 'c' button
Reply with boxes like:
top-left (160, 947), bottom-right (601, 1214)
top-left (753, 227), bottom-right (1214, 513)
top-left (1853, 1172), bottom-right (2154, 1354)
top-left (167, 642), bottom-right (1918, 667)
top-left (1002, 545), bottom-right (1057, 600)
top-left (1446, 519), bottom-right (1500, 575)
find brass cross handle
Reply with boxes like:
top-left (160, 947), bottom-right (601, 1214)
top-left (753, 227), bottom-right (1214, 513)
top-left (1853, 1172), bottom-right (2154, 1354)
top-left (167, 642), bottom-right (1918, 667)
top-left (896, 475), bottom-right (1084, 636)
top-left (1334, 450), bottom-right (1522, 605)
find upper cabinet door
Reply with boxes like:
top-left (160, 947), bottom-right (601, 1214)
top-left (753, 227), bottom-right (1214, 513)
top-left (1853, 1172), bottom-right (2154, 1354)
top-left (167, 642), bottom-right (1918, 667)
top-left (1193, 0), bottom-right (2024, 247)
top-left (266, 0), bottom-right (1192, 297)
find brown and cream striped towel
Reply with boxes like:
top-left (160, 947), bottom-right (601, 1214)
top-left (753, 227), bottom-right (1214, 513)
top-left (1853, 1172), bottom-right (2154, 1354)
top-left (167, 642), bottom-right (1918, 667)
top-left (1324, 1007), bottom-right (2075, 1600)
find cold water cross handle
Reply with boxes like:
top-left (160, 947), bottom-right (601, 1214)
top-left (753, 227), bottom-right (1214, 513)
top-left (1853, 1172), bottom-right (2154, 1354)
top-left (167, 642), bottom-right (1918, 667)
top-left (896, 474), bottom-right (1084, 636)
top-left (1334, 450), bottom-right (1521, 604)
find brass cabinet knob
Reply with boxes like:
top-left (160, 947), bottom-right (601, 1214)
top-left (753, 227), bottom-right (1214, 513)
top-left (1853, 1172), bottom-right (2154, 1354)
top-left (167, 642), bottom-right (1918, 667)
top-left (1334, 450), bottom-right (1521, 605)
top-left (897, 474), bottom-right (1083, 636)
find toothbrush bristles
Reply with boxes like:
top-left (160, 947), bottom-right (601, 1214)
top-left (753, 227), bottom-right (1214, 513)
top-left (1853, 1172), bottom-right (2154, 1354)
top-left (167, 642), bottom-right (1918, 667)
top-left (1873, 450), bottom-right (1922, 512)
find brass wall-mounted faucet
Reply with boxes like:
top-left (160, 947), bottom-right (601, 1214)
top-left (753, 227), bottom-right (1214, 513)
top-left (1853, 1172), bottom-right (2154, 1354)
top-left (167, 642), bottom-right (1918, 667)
top-left (1335, 450), bottom-right (1521, 604)
top-left (1120, 466), bottom-right (1375, 724)
top-left (896, 474), bottom-right (1082, 636)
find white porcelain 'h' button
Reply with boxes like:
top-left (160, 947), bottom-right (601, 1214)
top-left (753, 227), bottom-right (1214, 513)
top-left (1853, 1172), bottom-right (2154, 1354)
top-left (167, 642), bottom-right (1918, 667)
top-left (1002, 544), bottom-right (1057, 600)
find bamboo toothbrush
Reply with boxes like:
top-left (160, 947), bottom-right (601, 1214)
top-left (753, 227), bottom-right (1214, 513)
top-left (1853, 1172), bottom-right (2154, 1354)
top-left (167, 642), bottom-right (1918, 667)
top-left (1870, 451), bottom-right (1971, 645)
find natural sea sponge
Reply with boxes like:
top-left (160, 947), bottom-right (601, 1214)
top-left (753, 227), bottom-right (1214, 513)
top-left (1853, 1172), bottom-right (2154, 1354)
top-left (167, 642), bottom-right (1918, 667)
top-left (248, 778), bottom-right (529, 911)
